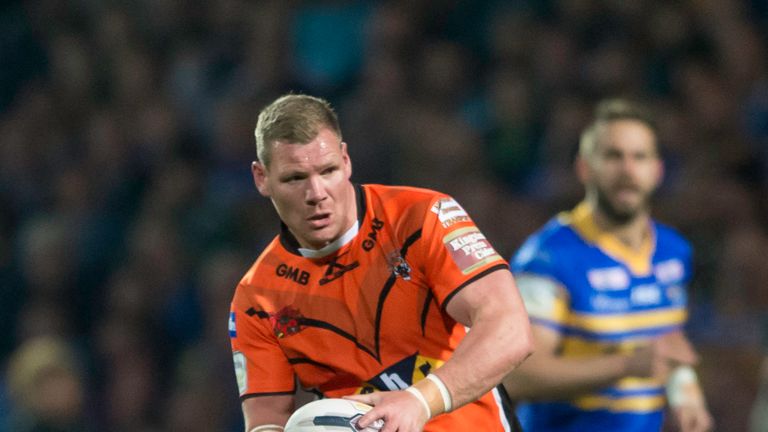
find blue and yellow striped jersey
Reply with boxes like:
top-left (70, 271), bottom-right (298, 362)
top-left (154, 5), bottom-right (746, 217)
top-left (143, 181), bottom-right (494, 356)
top-left (511, 202), bottom-right (691, 432)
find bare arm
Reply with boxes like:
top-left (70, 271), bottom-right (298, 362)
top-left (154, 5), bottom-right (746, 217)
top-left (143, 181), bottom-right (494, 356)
top-left (242, 395), bottom-right (294, 431)
top-left (503, 324), bottom-right (639, 400)
top-left (504, 324), bottom-right (700, 401)
top-left (349, 269), bottom-right (533, 431)
top-left (438, 269), bottom-right (534, 407)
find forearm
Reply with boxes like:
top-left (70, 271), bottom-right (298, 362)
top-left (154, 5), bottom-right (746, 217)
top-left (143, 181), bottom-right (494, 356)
top-left (435, 311), bottom-right (533, 409)
top-left (504, 352), bottom-right (633, 400)
top-left (243, 395), bottom-right (293, 431)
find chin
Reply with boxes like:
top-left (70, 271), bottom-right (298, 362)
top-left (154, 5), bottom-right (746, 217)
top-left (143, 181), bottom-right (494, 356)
top-left (306, 232), bottom-right (336, 248)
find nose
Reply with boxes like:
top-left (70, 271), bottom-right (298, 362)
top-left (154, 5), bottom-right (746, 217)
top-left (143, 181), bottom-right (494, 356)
top-left (620, 154), bottom-right (637, 174)
top-left (305, 175), bottom-right (327, 205)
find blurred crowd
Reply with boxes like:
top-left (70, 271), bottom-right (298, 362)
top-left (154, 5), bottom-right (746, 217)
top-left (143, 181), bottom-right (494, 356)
top-left (1, 0), bottom-right (767, 431)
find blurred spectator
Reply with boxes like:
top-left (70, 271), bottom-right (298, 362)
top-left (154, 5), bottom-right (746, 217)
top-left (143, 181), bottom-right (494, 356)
top-left (1, 1), bottom-right (767, 430)
top-left (5, 336), bottom-right (93, 432)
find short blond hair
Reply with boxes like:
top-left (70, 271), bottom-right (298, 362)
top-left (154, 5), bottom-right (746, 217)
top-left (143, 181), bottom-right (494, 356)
top-left (255, 94), bottom-right (342, 166)
top-left (579, 98), bottom-right (658, 157)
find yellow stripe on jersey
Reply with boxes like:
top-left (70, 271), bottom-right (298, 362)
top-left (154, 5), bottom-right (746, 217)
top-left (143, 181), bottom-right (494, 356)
top-left (566, 307), bottom-right (686, 334)
top-left (572, 394), bottom-right (666, 413)
top-left (615, 377), bottom-right (665, 391)
top-left (562, 202), bottom-right (655, 276)
top-left (559, 336), bottom-right (653, 356)
top-left (411, 355), bottom-right (445, 382)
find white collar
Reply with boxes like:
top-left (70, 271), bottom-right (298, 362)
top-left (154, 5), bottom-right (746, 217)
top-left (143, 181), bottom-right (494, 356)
top-left (298, 222), bottom-right (359, 258)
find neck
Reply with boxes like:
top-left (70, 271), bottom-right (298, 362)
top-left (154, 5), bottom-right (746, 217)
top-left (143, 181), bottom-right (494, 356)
top-left (590, 204), bottom-right (651, 251)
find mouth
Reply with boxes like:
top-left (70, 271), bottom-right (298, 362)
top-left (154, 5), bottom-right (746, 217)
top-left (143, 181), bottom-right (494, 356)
top-left (612, 184), bottom-right (645, 204)
top-left (307, 212), bottom-right (331, 229)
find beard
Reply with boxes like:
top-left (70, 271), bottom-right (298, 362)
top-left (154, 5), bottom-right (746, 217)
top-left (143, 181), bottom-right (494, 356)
top-left (594, 183), bottom-right (652, 225)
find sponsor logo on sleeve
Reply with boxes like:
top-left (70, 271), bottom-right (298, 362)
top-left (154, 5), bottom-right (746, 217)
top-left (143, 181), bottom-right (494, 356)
top-left (431, 197), bottom-right (471, 228)
top-left (443, 227), bottom-right (502, 275)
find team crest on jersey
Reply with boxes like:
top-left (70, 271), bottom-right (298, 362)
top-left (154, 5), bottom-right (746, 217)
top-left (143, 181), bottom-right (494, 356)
top-left (269, 306), bottom-right (304, 338)
top-left (388, 252), bottom-right (411, 280)
top-left (431, 197), bottom-right (470, 228)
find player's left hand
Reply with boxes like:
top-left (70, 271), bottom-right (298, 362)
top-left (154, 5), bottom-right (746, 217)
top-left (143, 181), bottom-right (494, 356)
top-left (344, 390), bottom-right (429, 432)
top-left (671, 404), bottom-right (714, 432)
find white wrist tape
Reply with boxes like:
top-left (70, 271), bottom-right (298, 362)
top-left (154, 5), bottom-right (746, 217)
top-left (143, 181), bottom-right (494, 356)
top-left (249, 425), bottom-right (284, 432)
top-left (405, 386), bottom-right (432, 419)
top-left (666, 365), bottom-right (699, 407)
top-left (425, 373), bottom-right (453, 412)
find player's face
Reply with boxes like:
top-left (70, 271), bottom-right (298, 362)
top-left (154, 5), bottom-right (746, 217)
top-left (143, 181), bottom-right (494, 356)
top-left (252, 127), bottom-right (355, 249)
top-left (580, 120), bottom-right (663, 223)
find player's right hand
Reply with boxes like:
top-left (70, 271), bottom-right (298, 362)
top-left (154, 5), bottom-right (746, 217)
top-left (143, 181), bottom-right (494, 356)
top-left (344, 390), bottom-right (429, 432)
top-left (624, 331), bottom-right (698, 380)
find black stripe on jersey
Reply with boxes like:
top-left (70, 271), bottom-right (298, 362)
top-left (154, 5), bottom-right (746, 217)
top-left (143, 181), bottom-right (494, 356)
top-left (373, 229), bottom-right (423, 361)
top-left (288, 357), bottom-right (336, 372)
top-left (440, 263), bottom-right (510, 311)
top-left (420, 290), bottom-right (434, 336)
top-left (247, 308), bottom-right (267, 318)
top-left (299, 318), bottom-right (378, 359)
top-left (248, 309), bottom-right (379, 360)
top-left (355, 183), bottom-right (367, 227)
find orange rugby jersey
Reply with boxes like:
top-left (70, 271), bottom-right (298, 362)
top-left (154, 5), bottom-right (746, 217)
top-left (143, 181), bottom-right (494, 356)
top-left (230, 184), bottom-right (514, 431)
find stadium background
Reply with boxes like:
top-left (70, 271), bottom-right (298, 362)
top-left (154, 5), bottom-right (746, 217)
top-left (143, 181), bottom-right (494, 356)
top-left (1, 0), bottom-right (766, 430)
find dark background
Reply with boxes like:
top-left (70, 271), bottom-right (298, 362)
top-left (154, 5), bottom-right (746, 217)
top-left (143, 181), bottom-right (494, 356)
top-left (1, 1), bottom-right (766, 431)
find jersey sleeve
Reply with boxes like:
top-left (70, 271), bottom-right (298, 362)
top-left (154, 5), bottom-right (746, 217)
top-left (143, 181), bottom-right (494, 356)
top-left (416, 195), bottom-right (508, 309)
top-left (229, 287), bottom-right (295, 398)
top-left (510, 235), bottom-right (570, 329)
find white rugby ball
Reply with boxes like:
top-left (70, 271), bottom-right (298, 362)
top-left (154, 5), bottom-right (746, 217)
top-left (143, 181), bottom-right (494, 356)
top-left (284, 398), bottom-right (384, 431)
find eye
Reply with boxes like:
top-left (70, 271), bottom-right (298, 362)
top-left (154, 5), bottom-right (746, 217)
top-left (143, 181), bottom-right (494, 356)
top-left (282, 174), bottom-right (305, 183)
top-left (321, 166), bottom-right (337, 175)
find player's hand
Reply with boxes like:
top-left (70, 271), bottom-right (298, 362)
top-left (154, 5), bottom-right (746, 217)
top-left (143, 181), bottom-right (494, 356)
top-left (624, 343), bottom-right (671, 380)
top-left (344, 390), bottom-right (429, 432)
top-left (625, 331), bottom-right (698, 380)
top-left (670, 404), bottom-right (714, 432)
top-left (656, 330), bottom-right (698, 366)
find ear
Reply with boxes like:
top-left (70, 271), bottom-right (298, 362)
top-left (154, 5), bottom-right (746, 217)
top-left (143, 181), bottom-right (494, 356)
top-left (252, 161), bottom-right (270, 197)
top-left (575, 155), bottom-right (590, 185)
top-left (653, 157), bottom-right (665, 188)
top-left (340, 142), bottom-right (352, 179)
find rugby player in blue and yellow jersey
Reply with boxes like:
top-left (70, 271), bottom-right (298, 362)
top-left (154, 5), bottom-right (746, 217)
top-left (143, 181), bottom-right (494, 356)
top-left (502, 99), bottom-right (713, 432)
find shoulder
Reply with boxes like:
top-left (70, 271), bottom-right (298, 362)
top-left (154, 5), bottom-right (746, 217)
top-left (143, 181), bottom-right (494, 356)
top-left (234, 236), bottom-right (283, 297)
top-left (512, 214), bottom-right (577, 270)
top-left (363, 183), bottom-right (456, 229)
top-left (653, 221), bottom-right (692, 257)
top-left (363, 184), bottom-right (447, 207)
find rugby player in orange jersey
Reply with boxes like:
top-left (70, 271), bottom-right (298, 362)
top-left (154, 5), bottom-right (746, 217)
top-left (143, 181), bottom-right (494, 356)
top-left (228, 94), bottom-right (533, 432)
